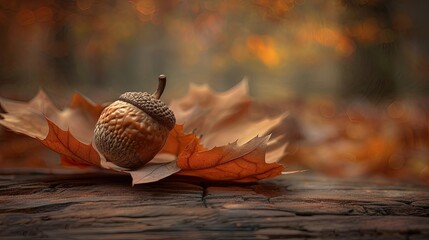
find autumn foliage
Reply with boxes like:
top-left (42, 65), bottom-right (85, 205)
top-left (0, 81), bottom-right (288, 184)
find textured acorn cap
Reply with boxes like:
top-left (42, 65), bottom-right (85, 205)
top-left (119, 92), bottom-right (175, 130)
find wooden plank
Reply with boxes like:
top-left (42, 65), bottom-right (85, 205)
top-left (0, 172), bottom-right (428, 239)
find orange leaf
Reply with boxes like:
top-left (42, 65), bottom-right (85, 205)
top-left (161, 124), bottom-right (204, 156)
top-left (42, 119), bottom-right (101, 167)
top-left (68, 92), bottom-right (105, 121)
top-left (175, 135), bottom-right (284, 182)
top-left (165, 80), bottom-right (288, 182)
top-left (1, 80), bottom-right (291, 184)
top-left (0, 91), bottom-right (102, 168)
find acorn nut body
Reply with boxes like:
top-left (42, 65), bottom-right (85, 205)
top-left (93, 75), bottom-right (175, 170)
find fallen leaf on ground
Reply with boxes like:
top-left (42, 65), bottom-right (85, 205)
top-left (0, 80), bottom-right (288, 184)
top-left (175, 136), bottom-right (284, 182)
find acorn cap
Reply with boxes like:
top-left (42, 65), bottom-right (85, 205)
top-left (119, 91), bottom-right (175, 130)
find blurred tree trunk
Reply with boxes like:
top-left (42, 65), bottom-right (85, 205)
top-left (340, 0), bottom-right (397, 102)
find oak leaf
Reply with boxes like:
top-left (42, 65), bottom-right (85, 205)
top-left (0, 80), bottom-right (289, 184)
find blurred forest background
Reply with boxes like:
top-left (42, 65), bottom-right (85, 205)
top-left (0, 0), bottom-right (428, 183)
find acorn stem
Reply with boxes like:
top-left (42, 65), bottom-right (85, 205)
top-left (153, 74), bottom-right (166, 99)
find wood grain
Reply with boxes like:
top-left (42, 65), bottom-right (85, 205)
top-left (0, 172), bottom-right (428, 239)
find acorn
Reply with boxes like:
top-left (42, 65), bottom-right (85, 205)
top-left (94, 75), bottom-right (175, 169)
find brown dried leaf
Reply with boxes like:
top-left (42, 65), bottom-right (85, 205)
top-left (0, 80), bottom-right (290, 184)
top-left (175, 136), bottom-right (284, 182)
top-left (161, 80), bottom-right (288, 182)
top-left (0, 91), bottom-right (101, 167)
top-left (43, 119), bottom-right (101, 167)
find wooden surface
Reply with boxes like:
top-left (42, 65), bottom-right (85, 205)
top-left (0, 171), bottom-right (428, 239)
